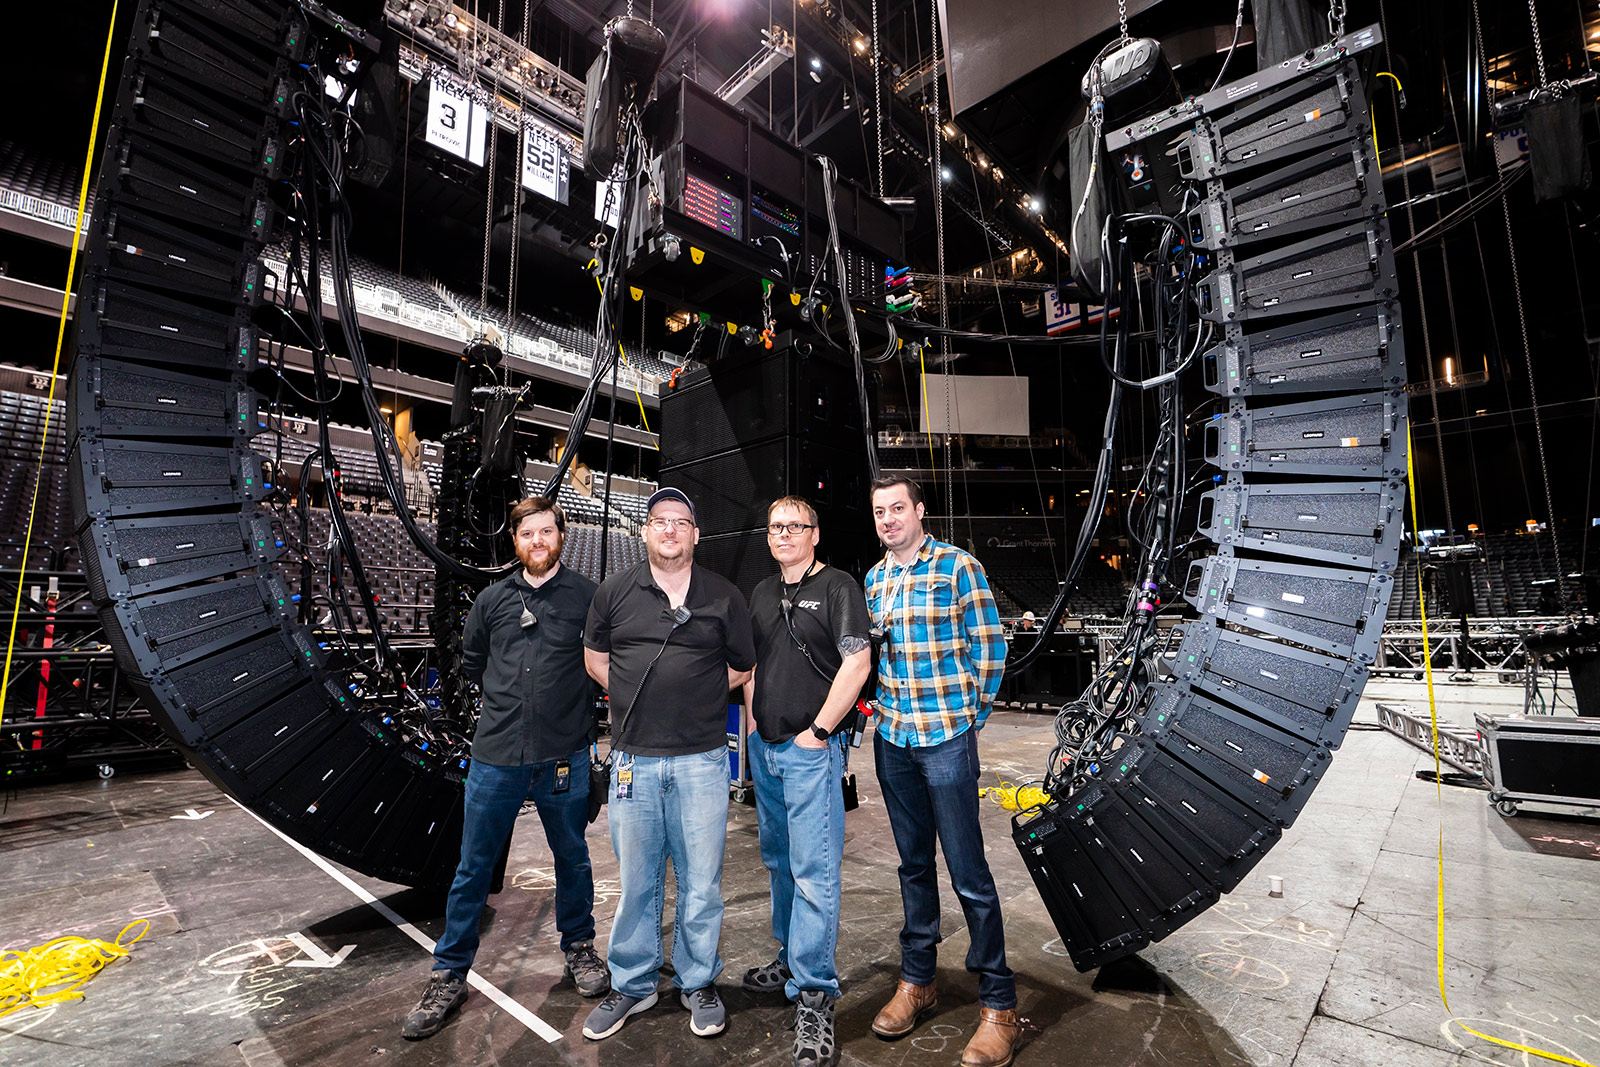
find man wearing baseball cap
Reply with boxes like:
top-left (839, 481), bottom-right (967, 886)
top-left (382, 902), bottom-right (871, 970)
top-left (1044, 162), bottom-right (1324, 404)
top-left (581, 486), bottom-right (756, 1041)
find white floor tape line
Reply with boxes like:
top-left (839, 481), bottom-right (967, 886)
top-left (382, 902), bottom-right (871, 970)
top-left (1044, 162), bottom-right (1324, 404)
top-left (229, 797), bottom-right (564, 1043)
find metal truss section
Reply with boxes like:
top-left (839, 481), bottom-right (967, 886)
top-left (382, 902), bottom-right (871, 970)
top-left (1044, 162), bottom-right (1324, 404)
top-left (1375, 702), bottom-right (1484, 775)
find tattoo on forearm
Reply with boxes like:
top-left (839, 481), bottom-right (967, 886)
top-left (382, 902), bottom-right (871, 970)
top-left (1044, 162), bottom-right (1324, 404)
top-left (837, 635), bottom-right (870, 656)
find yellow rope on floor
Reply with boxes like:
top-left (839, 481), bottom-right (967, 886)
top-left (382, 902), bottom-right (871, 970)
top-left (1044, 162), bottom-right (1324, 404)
top-left (0, 919), bottom-right (149, 1019)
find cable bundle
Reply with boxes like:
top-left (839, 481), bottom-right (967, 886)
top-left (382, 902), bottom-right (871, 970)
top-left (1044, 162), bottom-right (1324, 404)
top-left (0, 919), bottom-right (149, 1019)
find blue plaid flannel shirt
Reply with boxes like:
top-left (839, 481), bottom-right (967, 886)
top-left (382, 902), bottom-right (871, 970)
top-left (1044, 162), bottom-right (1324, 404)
top-left (865, 535), bottom-right (1006, 748)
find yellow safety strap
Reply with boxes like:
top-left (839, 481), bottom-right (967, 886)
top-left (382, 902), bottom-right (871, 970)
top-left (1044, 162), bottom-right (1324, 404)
top-left (917, 344), bottom-right (936, 480)
top-left (1, 1), bottom-right (120, 746)
top-left (588, 267), bottom-right (651, 433)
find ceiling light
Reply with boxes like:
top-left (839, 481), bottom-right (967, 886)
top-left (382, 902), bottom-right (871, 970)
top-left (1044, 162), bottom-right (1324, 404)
top-left (811, 56), bottom-right (823, 70)
top-left (855, 37), bottom-right (867, 52)
top-left (943, 123), bottom-right (956, 138)
top-left (809, 69), bottom-right (821, 83)
top-left (1028, 196), bottom-right (1042, 212)
top-left (941, 167), bottom-right (952, 181)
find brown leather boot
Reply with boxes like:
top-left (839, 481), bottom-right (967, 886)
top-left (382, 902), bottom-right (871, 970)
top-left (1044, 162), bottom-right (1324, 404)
top-left (870, 979), bottom-right (938, 1038)
top-left (959, 1006), bottom-right (1021, 1067)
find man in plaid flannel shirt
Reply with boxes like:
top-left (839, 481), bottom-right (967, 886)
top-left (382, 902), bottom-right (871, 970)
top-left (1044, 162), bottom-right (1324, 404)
top-left (862, 476), bottom-right (1019, 1067)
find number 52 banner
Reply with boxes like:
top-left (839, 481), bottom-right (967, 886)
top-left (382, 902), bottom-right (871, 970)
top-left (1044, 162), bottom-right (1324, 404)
top-left (521, 123), bottom-right (570, 205)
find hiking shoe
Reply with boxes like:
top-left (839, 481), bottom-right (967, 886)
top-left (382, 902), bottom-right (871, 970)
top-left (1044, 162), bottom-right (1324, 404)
top-left (680, 985), bottom-right (727, 1037)
top-left (402, 971), bottom-right (467, 1039)
top-left (564, 941), bottom-right (610, 998)
top-left (742, 957), bottom-right (792, 994)
top-left (792, 990), bottom-right (837, 1066)
top-left (582, 989), bottom-right (658, 1040)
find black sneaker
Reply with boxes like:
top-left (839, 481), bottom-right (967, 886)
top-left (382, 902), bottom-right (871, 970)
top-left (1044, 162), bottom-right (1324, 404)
top-left (680, 985), bottom-right (727, 1037)
top-left (792, 990), bottom-right (837, 1066)
top-left (564, 941), bottom-right (610, 998)
top-left (741, 957), bottom-right (792, 994)
top-left (402, 971), bottom-right (467, 1040)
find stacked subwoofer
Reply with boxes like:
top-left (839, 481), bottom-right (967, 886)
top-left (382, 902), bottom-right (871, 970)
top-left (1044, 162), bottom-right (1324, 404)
top-left (71, 0), bottom-right (464, 886)
top-left (1015, 48), bottom-right (1409, 969)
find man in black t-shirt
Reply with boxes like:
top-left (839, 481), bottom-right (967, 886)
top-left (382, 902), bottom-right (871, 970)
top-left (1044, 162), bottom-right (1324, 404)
top-left (581, 487), bottom-right (756, 1042)
top-left (740, 496), bottom-right (871, 1067)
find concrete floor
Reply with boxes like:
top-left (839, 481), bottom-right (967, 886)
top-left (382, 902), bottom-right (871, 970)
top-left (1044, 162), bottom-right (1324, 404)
top-left (2, 679), bottom-right (1597, 1067)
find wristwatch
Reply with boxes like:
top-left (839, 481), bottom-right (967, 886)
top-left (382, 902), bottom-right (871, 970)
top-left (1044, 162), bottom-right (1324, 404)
top-left (810, 723), bottom-right (830, 742)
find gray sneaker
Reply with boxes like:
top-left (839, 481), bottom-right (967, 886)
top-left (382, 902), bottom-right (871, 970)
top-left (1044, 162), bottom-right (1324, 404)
top-left (564, 941), bottom-right (610, 998)
top-left (680, 985), bottom-right (727, 1037)
top-left (792, 990), bottom-right (837, 1066)
top-left (582, 989), bottom-right (658, 1040)
top-left (402, 971), bottom-right (467, 1039)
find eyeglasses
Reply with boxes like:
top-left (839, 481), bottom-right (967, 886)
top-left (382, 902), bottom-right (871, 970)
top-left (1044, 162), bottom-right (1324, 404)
top-left (646, 517), bottom-right (695, 532)
top-left (767, 522), bottom-right (816, 536)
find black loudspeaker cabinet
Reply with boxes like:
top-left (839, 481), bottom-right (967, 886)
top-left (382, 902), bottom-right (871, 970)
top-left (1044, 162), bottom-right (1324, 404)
top-left (659, 344), bottom-right (875, 593)
top-left (660, 436), bottom-right (869, 535)
top-left (66, 0), bottom-right (469, 888)
top-left (1014, 32), bottom-right (1408, 973)
top-left (658, 344), bottom-right (863, 468)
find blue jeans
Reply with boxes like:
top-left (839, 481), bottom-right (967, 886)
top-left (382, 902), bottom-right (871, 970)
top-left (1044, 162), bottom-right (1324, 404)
top-left (606, 746), bottom-right (730, 997)
top-left (432, 748), bottom-right (595, 977)
top-left (749, 731), bottom-right (845, 1000)
top-left (874, 727), bottom-right (1016, 1009)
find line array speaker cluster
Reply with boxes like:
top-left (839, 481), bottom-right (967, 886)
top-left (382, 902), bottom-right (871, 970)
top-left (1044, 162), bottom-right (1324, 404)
top-left (70, 0), bottom-right (464, 886)
top-left (1015, 31), bottom-right (1409, 970)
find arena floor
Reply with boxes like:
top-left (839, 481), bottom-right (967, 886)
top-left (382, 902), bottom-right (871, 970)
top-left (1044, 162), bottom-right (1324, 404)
top-left (3, 679), bottom-right (1597, 1067)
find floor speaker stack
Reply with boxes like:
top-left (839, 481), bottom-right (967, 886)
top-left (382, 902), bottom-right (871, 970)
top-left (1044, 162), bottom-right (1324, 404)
top-left (658, 342), bottom-right (875, 598)
top-left (70, 0), bottom-right (464, 886)
top-left (1015, 26), bottom-right (1410, 970)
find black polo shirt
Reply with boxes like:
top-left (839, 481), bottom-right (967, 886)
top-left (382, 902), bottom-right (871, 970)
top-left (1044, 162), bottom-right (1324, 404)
top-left (461, 564), bottom-right (598, 767)
top-left (750, 564), bottom-right (872, 743)
top-left (585, 560), bottom-right (756, 757)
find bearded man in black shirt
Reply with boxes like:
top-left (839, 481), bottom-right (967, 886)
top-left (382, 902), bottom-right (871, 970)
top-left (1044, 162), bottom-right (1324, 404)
top-left (740, 496), bottom-right (871, 1067)
top-left (402, 497), bottom-right (606, 1040)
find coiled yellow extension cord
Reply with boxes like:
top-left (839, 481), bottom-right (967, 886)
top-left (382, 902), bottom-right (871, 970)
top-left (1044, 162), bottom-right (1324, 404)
top-left (0, 919), bottom-right (149, 1019)
top-left (980, 780), bottom-right (1052, 811)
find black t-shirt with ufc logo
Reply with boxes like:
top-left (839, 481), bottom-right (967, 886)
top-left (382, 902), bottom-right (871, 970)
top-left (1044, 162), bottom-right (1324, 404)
top-left (749, 563), bottom-right (871, 744)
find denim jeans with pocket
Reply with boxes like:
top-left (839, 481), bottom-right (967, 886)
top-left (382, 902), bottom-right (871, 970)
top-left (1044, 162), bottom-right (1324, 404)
top-left (749, 730), bottom-right (845, 999)
top-left (432, 747), bottom-right (595, 977)
top-left (873, 726), bottom-right (1016, 1009)
top-left (605, 746), bottom-right (731, 997)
